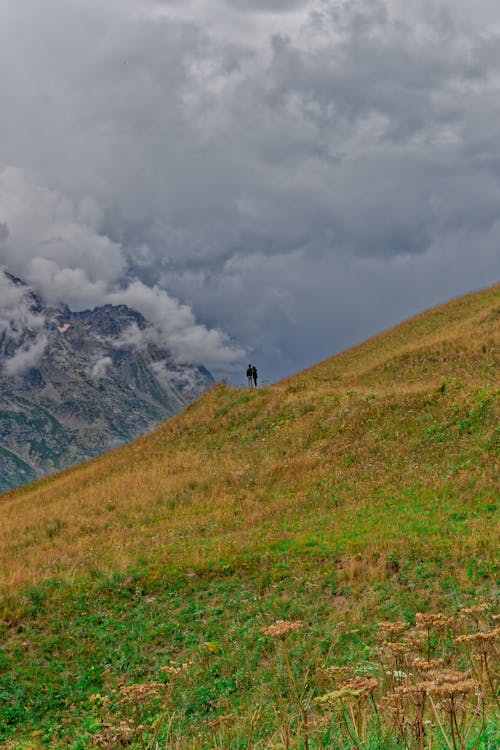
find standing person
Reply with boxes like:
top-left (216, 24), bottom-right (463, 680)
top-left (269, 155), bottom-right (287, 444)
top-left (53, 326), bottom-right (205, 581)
top-left (246, 364), bottom-right (254, 387)
top-left (252, 365), bottom-right (258, 387)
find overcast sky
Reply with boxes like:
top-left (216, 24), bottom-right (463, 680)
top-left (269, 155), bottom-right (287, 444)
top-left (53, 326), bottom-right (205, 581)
top-left (0, 0), bottom-right (499, 382)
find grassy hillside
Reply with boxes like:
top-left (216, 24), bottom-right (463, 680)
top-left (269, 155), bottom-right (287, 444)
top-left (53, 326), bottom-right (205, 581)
top-left (0, 284), bottom-right (498, 748)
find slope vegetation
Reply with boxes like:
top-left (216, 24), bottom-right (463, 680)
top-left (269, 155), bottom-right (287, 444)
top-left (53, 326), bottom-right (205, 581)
top-left (0, 284), bottom-right (498, 748)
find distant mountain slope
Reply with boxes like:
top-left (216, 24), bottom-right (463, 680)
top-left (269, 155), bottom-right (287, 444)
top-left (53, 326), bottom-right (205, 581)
top-left (0, 272), bottom-right (214, 491)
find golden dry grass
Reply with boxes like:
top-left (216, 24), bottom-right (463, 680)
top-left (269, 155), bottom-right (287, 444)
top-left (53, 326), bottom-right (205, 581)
top-left (0, 283), bottom-right (498, 600)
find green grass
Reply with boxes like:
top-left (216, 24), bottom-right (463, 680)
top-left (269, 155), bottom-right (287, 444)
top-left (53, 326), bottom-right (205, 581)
top-left (0, 284), bottom-right (498, 747)
top-left (1, 565), bottom-right (498, 747)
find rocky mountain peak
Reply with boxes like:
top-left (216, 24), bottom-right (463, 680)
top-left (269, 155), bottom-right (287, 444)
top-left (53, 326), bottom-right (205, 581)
top-left (0, 271), bottom-right (214, 492)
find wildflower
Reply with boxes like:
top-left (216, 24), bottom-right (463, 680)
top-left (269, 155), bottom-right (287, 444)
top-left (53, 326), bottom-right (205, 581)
top-left (261, 620), bottom-right (302, 639)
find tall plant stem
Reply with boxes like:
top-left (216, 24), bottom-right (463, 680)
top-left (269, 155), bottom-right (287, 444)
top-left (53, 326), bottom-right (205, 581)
top-left (282, 640), bottom-right (310, 750)
top-left (483, 652), bottom-right (500, 710)
top-left (429, 696), bottom-right (454, 750)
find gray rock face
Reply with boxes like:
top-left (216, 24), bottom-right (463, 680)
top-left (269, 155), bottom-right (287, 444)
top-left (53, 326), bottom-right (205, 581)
top-left (0, 274), bottom-right (214, 492)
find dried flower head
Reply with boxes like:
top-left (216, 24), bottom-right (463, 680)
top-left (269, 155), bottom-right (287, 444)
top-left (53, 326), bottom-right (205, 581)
top-left (411, 657), bottom-right (445, 671)
top-left (458, 604), bottom-right (489, 620)
top-left (161, 661), bottom-right (192, 677)
top-left (395, 681), bottom-right (429, 697)
top-left (93, 718), bottom-right (137, 747)
top-left (381, 640), bottom-right (407, 654)
top-left (316, 675), bottom-right (378, 704)
top-left (262, 620), bottom-right (302, 639)
top-left (406, 630), bottom-right (427, 648)
top-left (455, 627), bottom-right (500, 648)
top-left (397, 669), bottom-right (479, 700)
top-left (415, 613), bottom-right (451, 630)
top-left (378, 621), bottom-right (407, 639)
top-left (426, 677), bottom-right (479, 698)
top-left (119, 681), bottom-right (164, 706)
top-left (206, 714), bottom-right (237, 731)
top-left (342, 676), bottom-right (378, 697)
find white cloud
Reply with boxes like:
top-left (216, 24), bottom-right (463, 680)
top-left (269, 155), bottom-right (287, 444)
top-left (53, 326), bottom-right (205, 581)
top-left (91, 356), bottom-right (113, 379)
top-left (149, 359), bottom-right (209, 393)
top-left (0, 169), bottom-right (244, 368)
top-left (0, 269), bottom-right (49, 375)
top-left (106, 285), bottom-right (245, 367)
top-left (0, 167), bottom-right (124, 296)
top-left (3, 333), bottom-right (48, 376)
top-left (0, 270), bottom-right (45, 340)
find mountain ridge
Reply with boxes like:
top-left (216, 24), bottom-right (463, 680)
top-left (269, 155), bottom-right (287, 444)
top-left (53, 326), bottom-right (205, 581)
top-left (0, 271), bottom-right (214, 491)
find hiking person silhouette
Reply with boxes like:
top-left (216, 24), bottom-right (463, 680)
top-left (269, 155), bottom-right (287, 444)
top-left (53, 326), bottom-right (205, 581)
top-left (246, 364), bottom-right (254, 387)
top-left (252, 365), bottom-right (258, 387)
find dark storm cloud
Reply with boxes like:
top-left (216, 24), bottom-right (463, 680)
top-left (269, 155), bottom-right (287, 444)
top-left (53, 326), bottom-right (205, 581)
top-left (0, 0), bottom-right (499, 380)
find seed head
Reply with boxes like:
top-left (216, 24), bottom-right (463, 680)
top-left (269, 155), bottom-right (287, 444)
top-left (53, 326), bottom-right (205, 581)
top-left (458, 604), bottom-right (489, 620)
top-left (397, 669), bottom-right (478, 699)
top-left (381, 640), bottom-right (407, 654)
top-left (426, 678), bottom-right (479, 698)
top-left (378, 621), bottom-right (407, 639)
top-left (411, 657), bottom-right (445, 671)
top-left (93, 718), bottom-right (137, 747)
top-left (262, 620), bottom-right (302, 639)
top-left (119, 681), bottom-right (164, 705)
top-left (161, 661), bottom-right (192, 676)
top-left (415, 613), bottom-right (451, 630)
top-left (395, 681), bottom-right (429, 696)
top-left (455, 627), bottom-right (500, 648)
top-left (316, 675), bottom-right (378, 703)
top-left (206, 714), bottom-right (237, 731)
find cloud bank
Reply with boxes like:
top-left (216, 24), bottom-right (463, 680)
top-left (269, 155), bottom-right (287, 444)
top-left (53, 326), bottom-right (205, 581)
top-left (0, 169), bottom-right (244, 368)
top-left (0, 0), bottom-right (499, 380)
top-left (0, 270), bottom-right (49, 375)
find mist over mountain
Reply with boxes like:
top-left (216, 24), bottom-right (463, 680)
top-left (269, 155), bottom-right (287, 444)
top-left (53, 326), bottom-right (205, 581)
top-left (0, 271), bottom-right (214, 491)
top-left (1, 2), bottom-right (500, 382)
